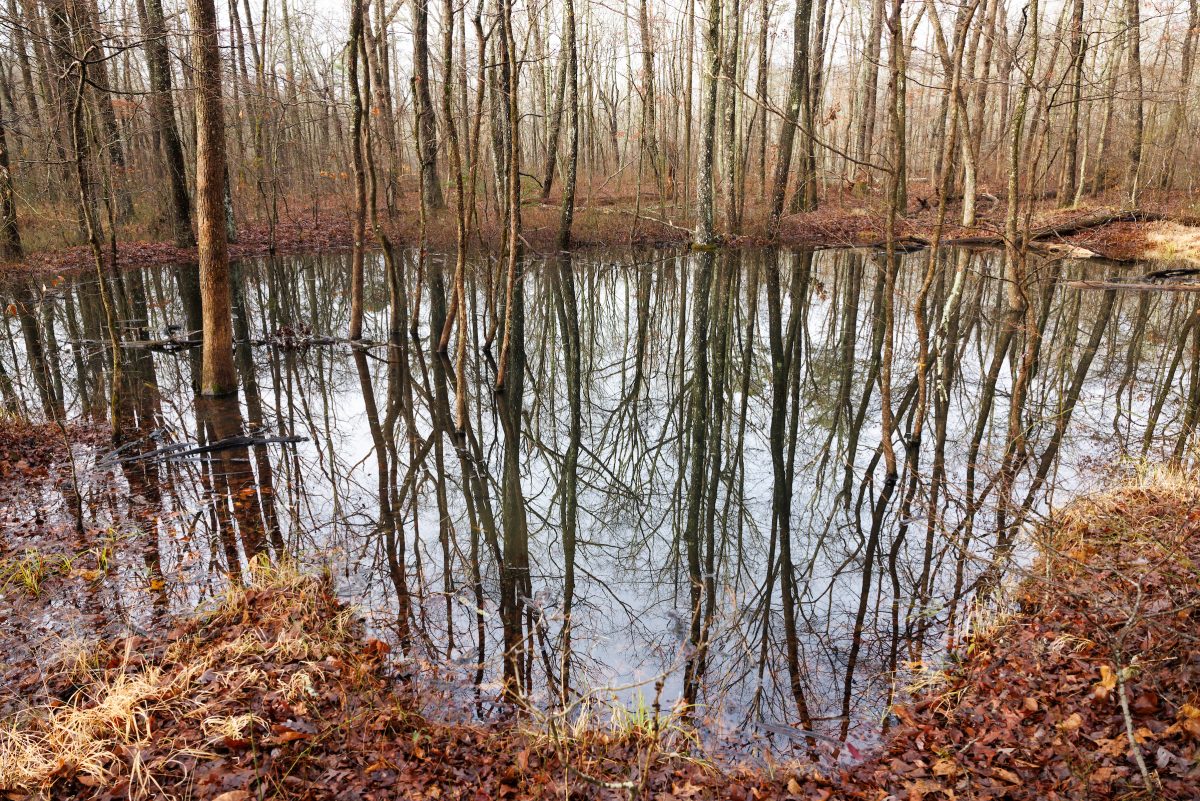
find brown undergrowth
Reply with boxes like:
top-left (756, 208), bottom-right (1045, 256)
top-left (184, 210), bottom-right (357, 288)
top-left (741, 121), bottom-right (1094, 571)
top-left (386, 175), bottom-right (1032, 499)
top-left (5, 187), bottom-right (1200, 279)
top-left (812, 468), bottom-right (1200, 800)
top-left (0, 559), bottom-right (794, 801)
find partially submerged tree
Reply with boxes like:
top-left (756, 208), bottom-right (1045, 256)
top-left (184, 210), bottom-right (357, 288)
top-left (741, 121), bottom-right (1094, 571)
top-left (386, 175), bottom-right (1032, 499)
top-left (188, 0), bottom-right (236, 396)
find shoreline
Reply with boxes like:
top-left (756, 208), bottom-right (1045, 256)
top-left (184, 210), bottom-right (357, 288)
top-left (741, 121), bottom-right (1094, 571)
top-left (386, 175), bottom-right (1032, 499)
top-left (3, 201), bottom-right (1199, 280)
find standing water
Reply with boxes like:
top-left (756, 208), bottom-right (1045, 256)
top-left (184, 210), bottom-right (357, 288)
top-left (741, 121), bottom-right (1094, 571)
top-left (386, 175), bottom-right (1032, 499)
top-left (1, 246), bottom-right (1193, 760)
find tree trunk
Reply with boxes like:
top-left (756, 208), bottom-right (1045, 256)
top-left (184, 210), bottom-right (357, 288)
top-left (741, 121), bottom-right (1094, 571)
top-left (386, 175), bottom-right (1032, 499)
top-left (414, 0), bottom-right (445, 210)
top-left (139, 0), bottom-right (194, 246)
top-left (559, 0), bottom-right (579, 248)
top-left (1059, 0), bottom-right (1085, 206)
top-left (348, 0), bottom-right (367, 341)
top-left (694, 0), bottom-right (721, 245)
top-left (1123, 0), bottom-right (1143, 205)
top-left (188, 0), bottom-right (237, 396)
top-left (0, 89), bottom-right (21, 260)
top-left (766, 0), bottom-right (813, 238)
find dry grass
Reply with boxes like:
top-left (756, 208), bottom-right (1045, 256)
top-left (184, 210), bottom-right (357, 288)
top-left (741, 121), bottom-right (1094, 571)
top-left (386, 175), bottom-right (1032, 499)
top-left (1142, 221), bottom-right (1200, 264)
top-left (0, 557), bottom-right (350, 798)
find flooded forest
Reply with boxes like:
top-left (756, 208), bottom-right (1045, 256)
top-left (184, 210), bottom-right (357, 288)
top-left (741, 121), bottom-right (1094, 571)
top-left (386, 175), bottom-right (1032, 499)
top-left (2, 0), bottom-right (1200, 798)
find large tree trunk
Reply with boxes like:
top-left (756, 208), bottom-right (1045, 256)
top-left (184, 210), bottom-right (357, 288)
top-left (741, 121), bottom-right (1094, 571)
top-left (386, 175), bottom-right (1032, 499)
top-left (1160, 0), bottom-right (1197, 189)
top-left (558, 0), bottom-right (579, 248)
top-left (1123, 0), bottom-right (1143, 205)
top-left (68, 0), bottom-right (134, 222)
top-left (639, 0), bottom-right (664, 198)
top-left (855, 0), bottom-right (884, 172)
top-left (0, 86), bottom-right (21, 260)
top-left (188, 0), bottom-right (237, 396)
top-left (348, 0), bottom-right (367, 341)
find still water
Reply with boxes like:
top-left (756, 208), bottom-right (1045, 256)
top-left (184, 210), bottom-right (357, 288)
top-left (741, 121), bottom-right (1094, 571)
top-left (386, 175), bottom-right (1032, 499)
top-left (2, 246), bottom-right (1194, 759)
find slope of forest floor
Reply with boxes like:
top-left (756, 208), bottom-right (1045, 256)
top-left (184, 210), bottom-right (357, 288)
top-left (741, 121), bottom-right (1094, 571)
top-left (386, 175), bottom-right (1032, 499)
top-left (2, 420), bottom-right (1200, 799)
top-left (5, 192), bottom-right (1200, 278)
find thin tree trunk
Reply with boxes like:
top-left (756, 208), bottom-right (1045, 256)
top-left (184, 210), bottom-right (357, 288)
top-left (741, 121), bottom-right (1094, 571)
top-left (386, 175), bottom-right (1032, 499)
top-left (413, 0), bottom-right (445, 210)
top-left (767, 0), bottom-right (813, 238)
top-left (139, 0), bottom-right (194, 246)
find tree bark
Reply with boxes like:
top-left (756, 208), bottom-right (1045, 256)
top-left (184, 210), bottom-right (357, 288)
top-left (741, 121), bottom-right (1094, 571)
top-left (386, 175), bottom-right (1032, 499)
top-left (413, 0), bottom-right (445, 210)
top-left (1060, 0), bottom-right (1085, 206)
top-left (767, 0), bottom-right (814, 238)
top-left (0, 86), bottom-right (21, 260)
top-left (188, 0), bottom-right (237, 396)
top-left (1123, 0), bottom-right (1143, 205)
top-left (348, 0), bottom-right (367, 341)
top-left (139, 0), bottom-right (194, 246)
top-left (694, 0), bottom-right (721, 245)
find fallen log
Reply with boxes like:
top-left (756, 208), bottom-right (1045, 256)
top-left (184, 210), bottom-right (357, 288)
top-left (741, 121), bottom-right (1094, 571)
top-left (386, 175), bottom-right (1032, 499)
top-left (1029, 208), bottom-right (1165, 239)
top-left (855, 209), bottom-right (1167, 255)
top-left (1068, 280), bottom-right (1200, 292)
top-left (100, 434), bottom-right (308, 465)
top-left (938, 209), bottom-right (1167, 249)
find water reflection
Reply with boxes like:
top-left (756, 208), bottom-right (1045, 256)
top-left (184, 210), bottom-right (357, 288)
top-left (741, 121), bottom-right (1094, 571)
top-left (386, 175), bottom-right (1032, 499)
top-left (3, 247), bottom-right (1196, 757)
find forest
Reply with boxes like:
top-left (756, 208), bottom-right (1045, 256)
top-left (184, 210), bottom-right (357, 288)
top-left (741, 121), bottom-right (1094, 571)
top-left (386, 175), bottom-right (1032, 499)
top-left (1, 0), bottom-right (1200, 799)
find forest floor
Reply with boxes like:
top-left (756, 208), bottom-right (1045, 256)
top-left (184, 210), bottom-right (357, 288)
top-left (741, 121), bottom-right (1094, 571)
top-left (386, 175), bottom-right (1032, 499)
top-left (2, 417), bottom-right (1200, 799)
top-left (4, 189), bottom-right (1200, 278)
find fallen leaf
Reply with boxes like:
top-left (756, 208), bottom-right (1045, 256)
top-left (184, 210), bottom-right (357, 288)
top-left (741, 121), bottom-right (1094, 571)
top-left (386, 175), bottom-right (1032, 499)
top-left (993, 767), bottom-right (1021, 784)
top-left (1093, 665), bottom-right (1116, 699)
top-left (1058, 712), bottom-right (1083, 733)
top-left (932, 757), bottom-right (958, 777)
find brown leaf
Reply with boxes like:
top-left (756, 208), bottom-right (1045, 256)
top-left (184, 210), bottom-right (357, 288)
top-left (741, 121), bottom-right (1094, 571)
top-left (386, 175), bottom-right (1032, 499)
top-left (932, 757), bottom-right (958, 777)
top-left (1132, 691), bottom-right (1160, 715)
top-left (904, 778), bottom-right (945, 800)
top-left (993, 767), bottom-right (1021, 784)
top-left (1093, 664), bottom-right (1117, 700)
top-left (1058, 712), bottom-right (1083, 733)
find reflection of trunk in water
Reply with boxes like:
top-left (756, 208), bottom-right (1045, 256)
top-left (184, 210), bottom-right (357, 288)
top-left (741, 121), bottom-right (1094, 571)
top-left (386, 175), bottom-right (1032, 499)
top-left (417, 314), bottom-right (459, 658)
top-left (13, 285), bottom-right (63, 420)
top-left (1172, 308), bottom-right (1200, 463)
top-left (697, 255), bottom-right (734, 699)
top-left (762, 250), bottom-right (815, 733)
top-left (231, 264), bottom-right (284, 554)
top-left (353, 347), bottom-right (412, 650)
top-left (111, 284), bottom-right (168, 618)
top-left (681, 248), bottom-right (713, 708)
top-left (550, 255), bottom-right (582, 703)
top-left (839, 245), bottom-right (900, 748)
top-left (194, 393), bottom-right (271, 579)
top-left (10, 248), bottom-right (1200, 749)
top-left (1141, 299), bottom-right (1199, 456)
top-left (496, 251), bottom-right (532, 702)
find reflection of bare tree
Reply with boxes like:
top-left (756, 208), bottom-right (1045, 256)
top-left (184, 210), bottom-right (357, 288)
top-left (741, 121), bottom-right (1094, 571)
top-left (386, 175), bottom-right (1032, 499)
top-left (550, 255), bottom-right (582, 702)
top-left (11, 247), bottom-right (1200, 751)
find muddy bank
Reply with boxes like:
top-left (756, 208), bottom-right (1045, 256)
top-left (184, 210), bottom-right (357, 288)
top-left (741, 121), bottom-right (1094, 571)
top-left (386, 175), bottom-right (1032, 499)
top-left (5, 198), bottom-right (1200, 279)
